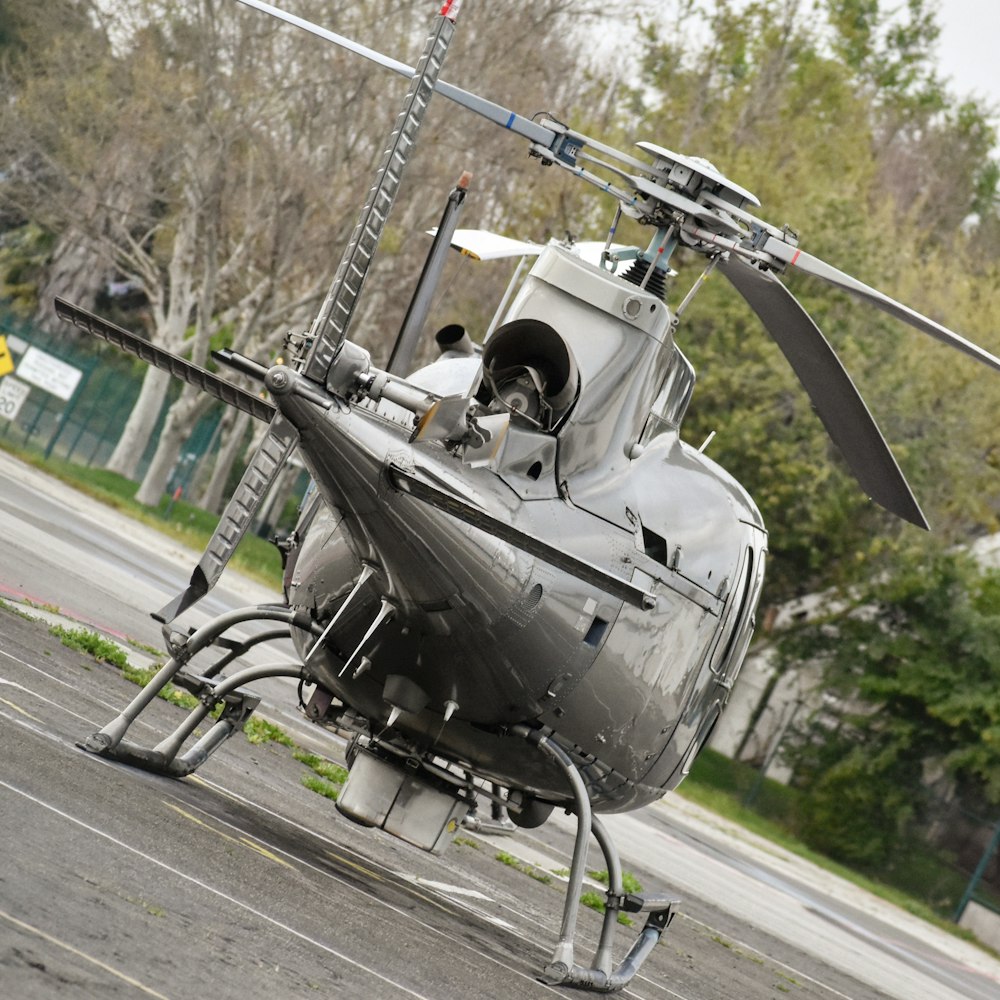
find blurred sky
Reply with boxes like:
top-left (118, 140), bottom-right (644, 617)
top-left (935, 0), bottom-right (1000, 109)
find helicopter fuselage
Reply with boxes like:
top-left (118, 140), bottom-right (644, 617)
top-left (280, 246), bottom-right (767, 812)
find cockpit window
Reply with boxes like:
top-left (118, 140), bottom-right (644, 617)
top-left (639, 347), bottom-right (695, 444)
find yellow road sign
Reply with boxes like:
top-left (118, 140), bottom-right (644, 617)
top-left (0, 335), bottom-right (13, 378)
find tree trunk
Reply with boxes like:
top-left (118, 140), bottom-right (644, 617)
top-left (197, 406), bottom-right (252, 513)
top-left (134, 387), bottom-right (212, 506)
top-left (104, 365), bottom-right (171, 480)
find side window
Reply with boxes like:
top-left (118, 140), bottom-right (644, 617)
top-left (639, 347), bottom-right (695, 444)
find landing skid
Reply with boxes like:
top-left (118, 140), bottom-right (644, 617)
top-left (79, 602), bottom-right (678, 992)
top-left (78, 604), bottom-right (318, 776)
top-left (513, 725), bottom-right (680, 992)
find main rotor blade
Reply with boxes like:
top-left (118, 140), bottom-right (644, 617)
top-left (54, 298), bottom-right (275, 423)
top-left (302, 3), bottom-right (457, 383)
top-left (233, 0), bottom-right (554, 147)
top-left (717, 256), bottom-right (928, 529)
top-left (762, 237), bottom-right (1000, 373)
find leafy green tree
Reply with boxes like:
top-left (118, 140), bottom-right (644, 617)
top-left (1, 0), bottom-right (607, 503)
top-left (776, 544), bottom-right (1000, 865)
top-left (631, 0), bottom-right (1000, 603)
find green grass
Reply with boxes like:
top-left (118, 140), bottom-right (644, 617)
top-left (290, 747), bottom-right (349, 802)
top-left (578, 890), bottom-right (633, 927)
top-left (678, 749), bottom-right (995, 950)
top-left (495, 850), bottom-right (552, 885)
top-left (581, 870), bottom-right (642, 926)
top-left (49, 623), bottom-right (131, 669)
top-left (0, 597), bottom-right (37, 621)
top-left (293, 750), bottom-right (348, 784)
top-left (588, 869), bottom-right (643, 895)
top-left (47, 622), bottom-right (200, 709)
top-left (301, 774), bottom-right (341, 800)
top-left (243, 717), bottom-right (295, 747)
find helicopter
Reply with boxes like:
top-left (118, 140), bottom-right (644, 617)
top-left (53, 0), bottom-right (1000, 992)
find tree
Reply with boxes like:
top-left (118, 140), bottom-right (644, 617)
top-left (630, 0), bottom-right (1000, 603)
top-left (129, 0), bottom-right (610, 504)
top-left (775, 544), bottom-right (1000, 866)
top-left (1, 0), bottom-right (608, 503)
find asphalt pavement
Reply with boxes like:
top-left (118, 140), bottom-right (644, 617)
top-left (2, 448), bottom-right (1000, 999)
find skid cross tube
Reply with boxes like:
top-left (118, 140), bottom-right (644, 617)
top-left (152, 663), bottom-right (306, 768)
top-left (80, 604), bottom-right (321, 765)
top-left (513, 725), bottom-right (678, 992)
top-left (201, 628), bottom-right (292, 678)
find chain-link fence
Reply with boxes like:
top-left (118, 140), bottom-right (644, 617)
top-left (0, 308), bottom-right (223, 484)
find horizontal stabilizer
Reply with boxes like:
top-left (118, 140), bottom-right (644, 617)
top-left (54, 298), bottom-right (276, 423)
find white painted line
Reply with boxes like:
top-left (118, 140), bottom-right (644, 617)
top-left (0, 907), bottom-right (171, 999)
top-left (169, 790), bottom-right (564, 993)
top-left (0, 779), bottom-right (438, 1000)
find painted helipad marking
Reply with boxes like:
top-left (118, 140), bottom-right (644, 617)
top-left (0, 779), bottom-right (438, 1000)
top-left (163, 801), bottom-right (294, 869)
top-left (389, 873), bottom-right (516, 930)
top-left (0, 666), bottom-right (833, 1000)
top-left (181, 778), bottom-right (573, 995)
top-left (0, 906), bottom-right (171, 1000)
top-left (0, 675), bottom-right (99, 726)
top-left (0, 694), bottom-right (41, 722)
top-left (150, 789), bottom-right (564, 993)
top-left (0, 648), bottom-right (79, 690)
top-left (395, 875), bottom-right (493, 901)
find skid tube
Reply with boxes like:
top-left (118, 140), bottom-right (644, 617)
top-left (512, 725), bottom-right (680, 993)
top-left (79, 604), bottom-right (321, 777)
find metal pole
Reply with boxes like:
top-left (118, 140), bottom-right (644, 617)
top-left (44, 359), bottom-right (95, 460)
top-left (87, 375), bottom-right (135, 466)
top-left (66, 365), bottom-right (115, 463)
top-left (744, 696), bottom-right (801, 807)
top-left (23, 391), bottom-right (48, 446)
top-left (953, 818), bottom-right (1000, 923)
top-left (386, 172), bottom-right (471, 375)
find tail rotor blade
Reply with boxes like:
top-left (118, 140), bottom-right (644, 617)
top-left (762, 238), bottom-right (1000, 374)
top-left (718, 255), bottom-right (928, 529)
top-left (154, 414), bottom-right (299, 623)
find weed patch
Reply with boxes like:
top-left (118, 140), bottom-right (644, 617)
top-left (293, 750), bottom-right (347, 783)
top-left (302, 774), bottom-right (340, 800)
top-left (243, 717), bottom-right (294, 747)
top-left (576, 871), bottom-right (643, 927)
top-left (495, 850), bottom-right (552, 885)
top-left (0, 598), bottom-right (35, 621)
top-left (50, 624), bottom-right (130, 669)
